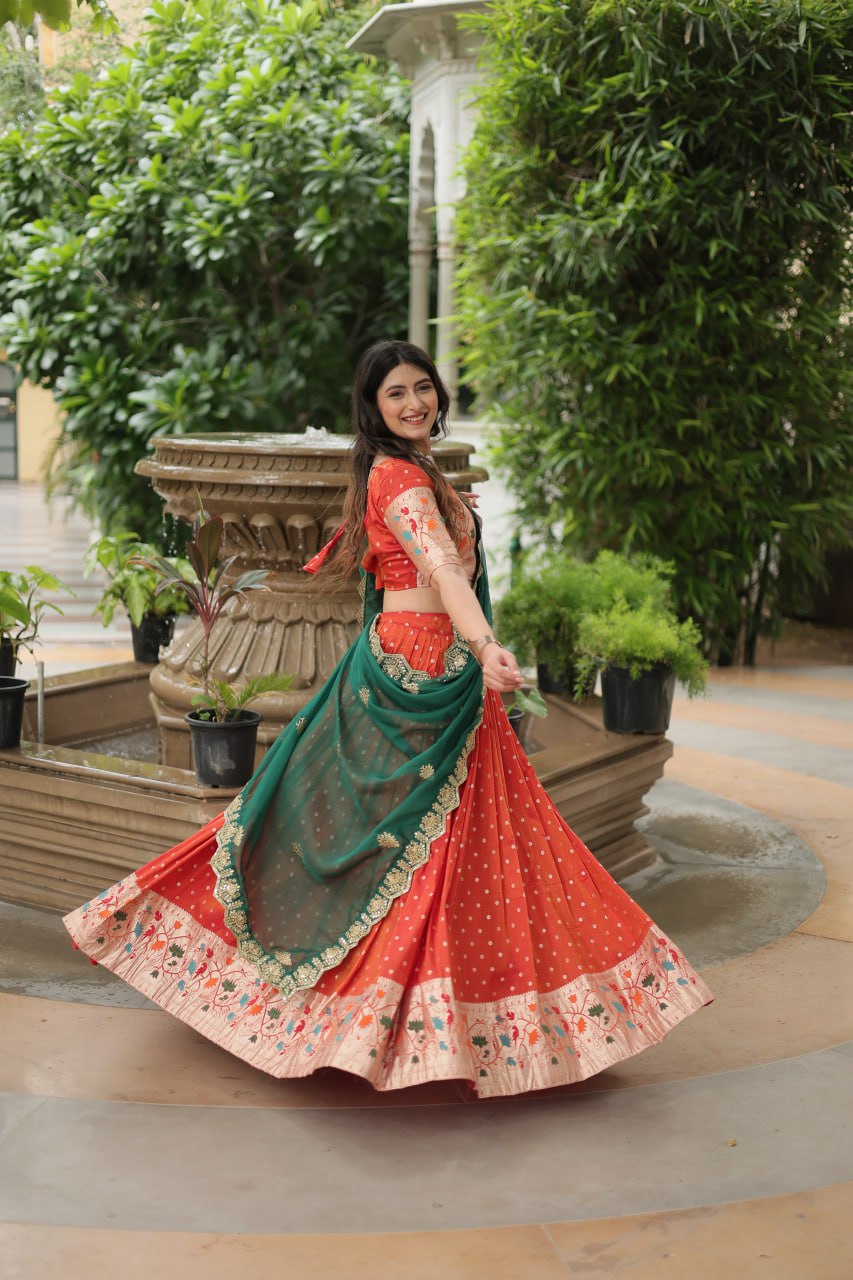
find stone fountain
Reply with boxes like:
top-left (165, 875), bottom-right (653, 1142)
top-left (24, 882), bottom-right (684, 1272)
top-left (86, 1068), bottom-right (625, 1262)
top-left (0, 432), bottom-right (668, 911)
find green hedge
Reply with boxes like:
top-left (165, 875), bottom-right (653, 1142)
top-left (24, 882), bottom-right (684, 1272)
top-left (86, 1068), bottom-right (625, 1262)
top-left (0, 0), bottom-right (408, 542)
top-left (458, 0), bottom-right (853, 662)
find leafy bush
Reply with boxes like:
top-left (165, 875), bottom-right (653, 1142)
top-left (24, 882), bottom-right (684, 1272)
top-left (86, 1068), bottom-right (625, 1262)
top-left (84, 532), bottom-right (194, 627)
top-left (0, 0), bottom-right (409, 542)
top-left (576, 599), bottom-right (709, 699)
top-left (458, 0), bottom-right (853, 663)
top-left (496, 548), bottom-right (673, 683)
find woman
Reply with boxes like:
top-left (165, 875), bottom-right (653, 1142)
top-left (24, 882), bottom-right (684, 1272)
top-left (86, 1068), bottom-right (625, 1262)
top-left (64, 339), bottom-right (711, 1097)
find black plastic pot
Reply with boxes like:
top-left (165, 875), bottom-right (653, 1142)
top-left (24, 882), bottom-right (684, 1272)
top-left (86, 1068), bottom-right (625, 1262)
top-left (131, 612), bottom-right (176, 664)
top-left (536, 661), bottom-right (595, 701)
top-left (0, 675), bottom-right (29, 749)
top-left (185, 709), bottom-right (261, 788)
top-left (0, 638), bottom-right (16, 677)
top-left (601, 663), bottom-right (675, 735)
top-left (507, 705), bottom-right (525, 741)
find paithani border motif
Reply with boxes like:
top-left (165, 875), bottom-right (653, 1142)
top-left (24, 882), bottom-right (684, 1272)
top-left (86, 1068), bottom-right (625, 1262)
top-left (211, 696), bottom-right (484, 1001)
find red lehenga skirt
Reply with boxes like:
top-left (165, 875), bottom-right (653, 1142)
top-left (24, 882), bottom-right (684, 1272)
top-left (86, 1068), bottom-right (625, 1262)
top-left (64, 612), bottom-right (712, 1097)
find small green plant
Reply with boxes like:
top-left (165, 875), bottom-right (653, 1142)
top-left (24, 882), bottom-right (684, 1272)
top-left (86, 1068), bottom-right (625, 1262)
top-left (497, 556), bottom-right (590, 681)
top-left (587, 551), bottom-right (673, 615)
top-left (132, 499), bottom-right (291, 721)
top-left (497, 549), bottom-right (674, 686)
top-left (508, 686), bottom-right (548, 719)
top-left (0, 565), bottom-right (68, 662)
top-left (575, 599), bottom-right (709, 700)
top-left (191, 674), bottom-right (293, 725)
top-left (84, 532), bottom-right (194, 628)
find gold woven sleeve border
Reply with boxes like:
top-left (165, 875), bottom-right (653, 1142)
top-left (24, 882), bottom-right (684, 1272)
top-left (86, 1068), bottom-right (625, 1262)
top-left (211, 701), bottom-right (485, 1001)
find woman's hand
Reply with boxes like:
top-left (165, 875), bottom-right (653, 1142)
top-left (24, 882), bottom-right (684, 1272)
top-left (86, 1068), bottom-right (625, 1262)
top-left (480, 642), bottom-right (523, 693)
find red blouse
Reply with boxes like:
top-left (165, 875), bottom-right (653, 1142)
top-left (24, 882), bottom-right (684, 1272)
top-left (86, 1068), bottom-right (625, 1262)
top-left (362, 457), bottom-right (477, 590)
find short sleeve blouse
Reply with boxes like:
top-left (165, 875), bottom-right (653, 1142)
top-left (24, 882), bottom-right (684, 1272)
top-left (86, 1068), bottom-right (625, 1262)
top-left (362, 457), bottom-right (477, 590)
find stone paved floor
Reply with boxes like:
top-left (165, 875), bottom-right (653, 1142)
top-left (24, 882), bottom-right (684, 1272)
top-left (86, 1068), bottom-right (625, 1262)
top-left (1, 482), bottom-right (852, 1278)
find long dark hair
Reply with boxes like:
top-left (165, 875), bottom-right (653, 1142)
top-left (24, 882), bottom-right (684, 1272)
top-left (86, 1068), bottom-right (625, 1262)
top-left (324, 340), bottom-right (463, 581)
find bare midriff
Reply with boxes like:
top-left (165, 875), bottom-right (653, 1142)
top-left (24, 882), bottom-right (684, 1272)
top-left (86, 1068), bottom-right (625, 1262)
top-left (381, 586), bottom-right (446, 614)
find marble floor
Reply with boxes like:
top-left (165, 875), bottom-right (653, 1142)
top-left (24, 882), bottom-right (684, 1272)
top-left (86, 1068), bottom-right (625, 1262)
top-left (1, 483), bottom-right (852, 1278)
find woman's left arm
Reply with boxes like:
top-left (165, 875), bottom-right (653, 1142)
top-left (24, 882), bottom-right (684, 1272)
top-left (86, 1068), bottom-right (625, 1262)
top-left (430, 564), bottom-right (523, 694)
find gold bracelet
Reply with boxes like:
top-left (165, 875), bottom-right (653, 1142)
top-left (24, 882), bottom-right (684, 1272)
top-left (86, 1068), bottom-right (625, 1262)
top-left (467, 634), bottom-right (501, 662)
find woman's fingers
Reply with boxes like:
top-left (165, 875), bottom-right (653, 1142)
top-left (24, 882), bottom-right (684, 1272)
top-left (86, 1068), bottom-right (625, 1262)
top-left (484, 677), bottom-right (519, 692)
top-left (481, 647), bottom-right (523, 691)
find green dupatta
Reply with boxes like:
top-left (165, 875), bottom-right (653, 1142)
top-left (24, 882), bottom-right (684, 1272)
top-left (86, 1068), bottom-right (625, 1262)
top-left (212, 529), bottom-right (492, 999)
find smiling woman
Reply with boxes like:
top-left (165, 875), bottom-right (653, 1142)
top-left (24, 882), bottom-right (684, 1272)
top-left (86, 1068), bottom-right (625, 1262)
top-left (63, 339), bottom-right (712, 1097)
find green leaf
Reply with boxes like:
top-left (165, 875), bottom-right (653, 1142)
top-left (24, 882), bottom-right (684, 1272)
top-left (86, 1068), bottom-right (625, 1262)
top-left (510, 686), bottom-right (548, 718)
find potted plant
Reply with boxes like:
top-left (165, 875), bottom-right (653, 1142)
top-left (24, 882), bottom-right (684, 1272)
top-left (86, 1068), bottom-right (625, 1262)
top-left (0, 565), bottom-right (67, 675)
top-left (84, 532), bottom-right (195, 663)
top-left (497, 549), bottom-right (674, 699)
top-left (133, 500), bottom-right (292, 787)
top-left (504, 685), bottom-right (548, 743)
top-left (575, 598), bottom-right (709, 734)
top-left (0, 565), bottom-right (67, 748)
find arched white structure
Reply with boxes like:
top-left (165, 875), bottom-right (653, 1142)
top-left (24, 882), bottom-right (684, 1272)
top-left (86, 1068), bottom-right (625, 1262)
top-left (349, 1), bottom-right (486, 416)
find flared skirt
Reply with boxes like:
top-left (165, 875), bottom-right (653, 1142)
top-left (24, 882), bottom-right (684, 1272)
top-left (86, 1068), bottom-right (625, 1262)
top-left (63, 611), bottom-right (712, 1097)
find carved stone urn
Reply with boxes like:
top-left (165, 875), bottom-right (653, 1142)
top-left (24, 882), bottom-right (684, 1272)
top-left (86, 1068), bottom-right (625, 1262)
top-left (135, 432), bottom-right (487, 770)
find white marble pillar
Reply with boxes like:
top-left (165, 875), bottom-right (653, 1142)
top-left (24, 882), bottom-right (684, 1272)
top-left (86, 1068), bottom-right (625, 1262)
top-left (409, 235), bottom-right (432, 352)
top-left (435, 235), bottom-right (457, 413)
top-left (348, 2), bottom-right (487, 406)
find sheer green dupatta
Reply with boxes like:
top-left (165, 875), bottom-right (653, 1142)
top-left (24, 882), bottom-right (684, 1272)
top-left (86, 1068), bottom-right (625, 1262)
top-left (212, 527), bottom-right (492, 1000)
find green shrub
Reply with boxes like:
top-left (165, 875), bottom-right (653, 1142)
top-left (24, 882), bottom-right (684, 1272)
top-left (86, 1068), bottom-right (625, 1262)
top-left (458, 0), bottom-right (853, 664)
top-left (84, 532), bottom-right (194, 628)
top-left (576, 600), bottom-right (709, 699)
top-left (496, 548), bottom-right (673, 683)
top-left (0, 23), bottom-right (43, 133)
top-left (0, 0), bottom-right (409, 543)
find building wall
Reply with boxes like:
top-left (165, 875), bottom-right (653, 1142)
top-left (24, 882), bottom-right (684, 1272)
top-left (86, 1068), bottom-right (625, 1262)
top-left (17, 380), bottom-right (61, 482)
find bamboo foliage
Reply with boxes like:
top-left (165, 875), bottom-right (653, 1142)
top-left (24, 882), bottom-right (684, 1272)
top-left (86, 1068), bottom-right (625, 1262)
top-left (457, 0), bottom-right (853, 662)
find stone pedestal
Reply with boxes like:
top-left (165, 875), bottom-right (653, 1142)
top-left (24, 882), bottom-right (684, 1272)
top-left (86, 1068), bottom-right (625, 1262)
top-left (135, 432), bottom-right (487, 769)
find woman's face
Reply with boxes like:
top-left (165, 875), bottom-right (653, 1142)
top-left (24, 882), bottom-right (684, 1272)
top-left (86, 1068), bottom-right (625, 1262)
top-left (375, 362), bottom-right (438, 449)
